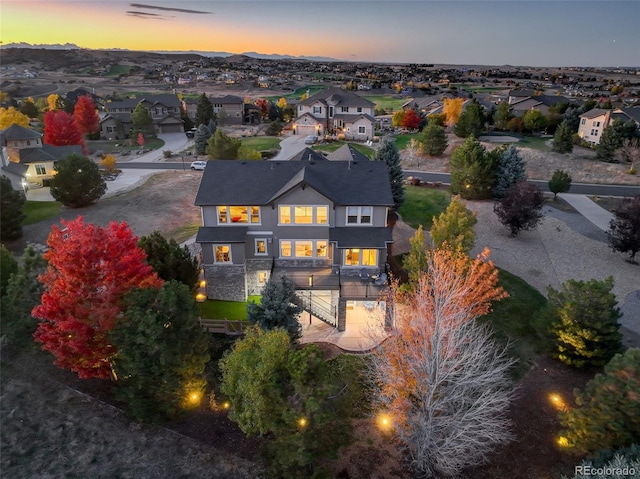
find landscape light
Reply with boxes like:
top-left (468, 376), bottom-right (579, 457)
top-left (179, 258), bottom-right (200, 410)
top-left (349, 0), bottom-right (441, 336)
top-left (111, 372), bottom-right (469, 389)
top-left (548, 392), bottom-right (568, 412)
top-left (187, 391), bottom-right (201, 406)
top-left (298, 417), bottom-right (308, 428)
top-left (376, 413), bottom-right (393, 432)
top-left (556, 436), bottom-right (570, 448)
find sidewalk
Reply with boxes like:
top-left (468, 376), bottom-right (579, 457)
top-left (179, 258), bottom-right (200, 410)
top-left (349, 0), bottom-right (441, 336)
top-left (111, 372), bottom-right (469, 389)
top-left (558, 193), bottom-right (614, 231)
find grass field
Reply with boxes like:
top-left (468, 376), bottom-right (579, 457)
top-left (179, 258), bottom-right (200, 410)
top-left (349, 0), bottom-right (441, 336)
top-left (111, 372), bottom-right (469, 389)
top-left (398, 186), bottom-right (451, 230)
top-left (362, 95), bottom-right (406, 112)
top-left (239, 136), bottom-right (281, 151)
top-left (393, 133), bottom-right (421, 150)
top-left (266, 84), bottom-right (330, 102)
top-left (23, 200), bottom-right (62, 225)
top-left (104, 64), bottom-right (133, 77)
top-left (87, 137), bottom-right (165, 154)
top-left (198, 296), bottom-right (261, 320)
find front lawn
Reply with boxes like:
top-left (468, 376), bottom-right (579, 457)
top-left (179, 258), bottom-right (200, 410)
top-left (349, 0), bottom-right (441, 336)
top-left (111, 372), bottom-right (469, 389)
top-left (239, 137), bottom-right (281, 151)
top-left (198, 296), bottom-right (261, 320)
top-left (392, 133), bottom-right (421, 151)
top-left (362, 95), bottom-right (406, 113)
top-left (398, 186), bottom-right (451, 230)
top-left (87, 137), bottom-right (165, 155)
top-left (23, 200), bottom-right (62, 225)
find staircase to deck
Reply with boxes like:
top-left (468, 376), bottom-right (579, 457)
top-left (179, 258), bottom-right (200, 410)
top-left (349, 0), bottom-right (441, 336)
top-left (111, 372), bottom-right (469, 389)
top-left (293, 291), bottom-right (337, 327)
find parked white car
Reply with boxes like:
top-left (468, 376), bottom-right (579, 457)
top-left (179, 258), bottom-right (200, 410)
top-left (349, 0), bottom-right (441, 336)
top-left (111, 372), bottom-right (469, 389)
top-left (190, 160), bottom-right (207, 170)
top-left (304, 135), bottom-right (318, 145)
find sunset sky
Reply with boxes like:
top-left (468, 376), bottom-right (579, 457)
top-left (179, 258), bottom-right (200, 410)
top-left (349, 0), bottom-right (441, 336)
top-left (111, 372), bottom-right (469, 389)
top-left (1, 0), bottom-right (639, 67)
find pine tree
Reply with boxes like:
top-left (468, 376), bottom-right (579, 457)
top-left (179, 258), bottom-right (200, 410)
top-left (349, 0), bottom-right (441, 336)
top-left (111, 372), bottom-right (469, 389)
top-left (0, 243), bottom-right (18, 297)
top-left (449, 135), bottom-right (494, 200)
top-left (131, 103), bottom-right (154, 135)
top-left (559, 348), bottom-right (640, 453)
top-left (552, 120), bottom-right (574, 153)
top-left (548, 169), bottom-right (572, 199)
top-left (419, 122), bottom-right (448, 156)
top-left (493, 102), bottom-right (512, 131)
top-left (206, 129), bottom-right (241, 159)
top-left (374, 138), bottom-right (405, 211)
top-left (195, 93), bottom-right (213, 126)
top-left (492, 145), bottom-right (527, 198)
top-left (548, 277), bottom-right (622, 368)
top-left (247, 275), bottom-right (303, 341)
top-left (597, 121), bottom-right (624, 162)
top-left (430, 195), bottom-right (478, 254)
top-left (138, 231), bottom-right (199, 291)
top-left (0, 175), bottom-right (26, 241)
top-left (49, 154), bottom-right (106, 208)
top-left (194, 123), bottom-right (212, 155)
top-left (607, 195), bottom-right (640, 262)
top-left (454, 99), bottom-right (484, 138)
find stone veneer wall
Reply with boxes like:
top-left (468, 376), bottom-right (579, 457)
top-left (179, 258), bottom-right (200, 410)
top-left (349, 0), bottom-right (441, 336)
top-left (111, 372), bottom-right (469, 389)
top-left (337, 298), bottom-right (347, 332)
top-left (274, 258), bottom-right (331, 268)
top-left (204, 264), bottom-right (246, 302)
top-left (245, 259), bottom-right (274, 296)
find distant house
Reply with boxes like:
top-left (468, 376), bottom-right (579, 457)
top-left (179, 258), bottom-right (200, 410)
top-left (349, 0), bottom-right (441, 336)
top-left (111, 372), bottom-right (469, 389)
top-left (100, 94), bottom-right (184, 139)
top-left (193, 150), bottom-right (393, 330)
top-left (293, 87), bottom-right (376, 140)
top-left (0, 124), bottom-right (82, 189)
top-left (578, 107), bottom-right (640, 145)
top-left (510, 94), bottom-right (574, 117)
top-left (65, 87), bottom-right (102, 107)
top-left (181, 94), bottom-right (252, 125)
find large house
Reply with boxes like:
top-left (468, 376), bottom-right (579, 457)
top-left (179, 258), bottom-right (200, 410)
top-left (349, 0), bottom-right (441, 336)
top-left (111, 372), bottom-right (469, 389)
top-left (0, 124), bottom-right (82, 189)
top-left (182, 94), bottom-right (258, 125)
top-left (194, 149), bottom-right (393, 330)
top-left (99, 94), bottom-right (184, 139)
top-left (577, 107), bottom-right (640, 145)
top-left (293, 87), bottom-right (376, 141)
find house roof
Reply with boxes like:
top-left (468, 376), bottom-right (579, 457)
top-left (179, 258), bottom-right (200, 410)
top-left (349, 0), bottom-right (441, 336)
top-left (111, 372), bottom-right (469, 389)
top-left (332, 113), bottom-right (375, 123)
top-left (0, 124), bottom-right (42, 142)
top-left (300, 87), bottom-right (375, 108)
top-left (196, 226), bottom-right (249, 243)
top-left (106, 94), bottom-right (181, 110)
top-left (1, 161), bottom-right (29, 177)
top-left (194, 159), bottom-right (393, 207)
top-left (579, 108), bottom-right (611, 119)
top-left (210, 94), bottom-right (244, 104)
top-left (508, 89), bottom-right (535, 97)
top-left (614, 107), bottom-right (640, 124)
top-left (288, 148), bottom-right (327, 162)
top-left (18, 144), bottom-right (83, 164)
top-left (329, 227), bottom-right (392, 248)
top-left (326, 144), bottom-right (371, 163)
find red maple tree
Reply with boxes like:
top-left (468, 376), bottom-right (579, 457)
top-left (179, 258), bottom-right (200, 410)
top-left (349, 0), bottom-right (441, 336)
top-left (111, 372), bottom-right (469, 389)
top-left (43, 110), bottom-right (86, 153)
top-left (401, 108), bottom-right (421, 130)
top-left (136, 131), bottom-right (145, 148)
top-left (255, 98), bottom-right (269, 119)
top-left (32, 216), bottom-right (163, 379)
top-left (73, 95), bottom-right (99, 136)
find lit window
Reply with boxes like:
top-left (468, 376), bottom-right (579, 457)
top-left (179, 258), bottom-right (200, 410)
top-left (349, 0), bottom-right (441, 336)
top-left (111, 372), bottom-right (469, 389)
top-left (35, 164), bottom-right (46, 175)
top-left (281, 240), bottom-right (292, 257)
top-left (218, 206), bottom-right (227, 223)
top-left (250, 206), bottom-right (260, 223)
top-left (255, 239), bottom-right (267, 255)
top-left (229, 206), bottom-right (248, 223)
top-left (218, 206), bottom-right (260, 224)
top-left (362, 249), bottom-right (377, 266)
top-left (258, 271), bottom-right (268, 284)
top-left (214, 245), bottom-right (232, 263)
top-left (345, 248), bottom-right (360, 266)
top-left (316, 206), bottom-right (328, 225)
top-left (344, 248), bottom-right (377, 266)
top-left (294, 206), bottom-right (313, 224)
top-left (316, 241), bottom-right (327, 257)
top-left (279, 206), bottom-right (291, 224)
top-left (295, 241), bottom-right (313, 257)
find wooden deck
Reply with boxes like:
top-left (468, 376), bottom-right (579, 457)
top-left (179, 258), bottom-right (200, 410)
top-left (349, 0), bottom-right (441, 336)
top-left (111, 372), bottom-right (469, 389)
top-left (199, 318), bottom-right (248, 335)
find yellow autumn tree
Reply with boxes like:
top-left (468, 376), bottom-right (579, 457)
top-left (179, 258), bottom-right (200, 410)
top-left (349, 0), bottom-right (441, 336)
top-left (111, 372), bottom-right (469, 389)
top-left (47, 93), bottom-right (61, 112)
top-left (442, 97), bottom-right (465, 127)
top-left (277, 97), bottom-right (287, 109)
top-left (369, 247), bottom-right (513, 477)
top-left (100, 154), bottom-right (117, 173)
top-left (0, 107), bottom-right (30, 129)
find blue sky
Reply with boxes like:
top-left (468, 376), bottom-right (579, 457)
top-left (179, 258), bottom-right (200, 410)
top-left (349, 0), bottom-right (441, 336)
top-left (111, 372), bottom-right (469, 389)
top-left (2, 0), bottom-right (639, 66)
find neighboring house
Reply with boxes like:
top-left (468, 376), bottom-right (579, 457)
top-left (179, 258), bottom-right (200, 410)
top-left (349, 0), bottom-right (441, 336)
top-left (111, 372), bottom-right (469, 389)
top-left (401, 96), bottom-right (441, 115)
top-left (100, 94), bottom-right (184, 139)
top-left (507, 89), bottom-right (536, 104)
top-left (194, 150), bottom-right (393, 330)
top-left (0, 124), bottom-right (82, 188)
top-left (65, 87), bottom-right (102, 107)
top-left (577, 107), bottom-right (640, 145)
top-left (510, 94), bottom-right (574, 117)
top-left (182, 94), bottom-right (255, 125)
top-left (293, 87), bottom-right (376, 140)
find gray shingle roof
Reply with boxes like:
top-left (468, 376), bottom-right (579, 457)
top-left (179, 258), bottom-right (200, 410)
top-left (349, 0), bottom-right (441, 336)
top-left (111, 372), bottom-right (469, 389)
top-left (194, 160), bottom-right (393, 207)
top-left (329, 227), bottom-right (392, 248)
top-left (196, 226), bottom-right (248, 243)
top-left (288, 148), bottom-right (327, 162)
top-left (326, 144), bottom-right (371, 163)
top-left (300, 87), bottom-right (375, 108)
top-left (0, 124), bottom-right (41, 141)
top-left (579, 108), bottom-right (610, 119)
top-left (18, 144), bottom-right (83, 163)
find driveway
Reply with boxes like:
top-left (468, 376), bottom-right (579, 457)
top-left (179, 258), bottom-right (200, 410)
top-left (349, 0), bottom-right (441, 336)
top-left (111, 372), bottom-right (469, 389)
top-left (271, 133), bottom-right (308, 161)
top-left (129, 133), bottom-right (193, 163)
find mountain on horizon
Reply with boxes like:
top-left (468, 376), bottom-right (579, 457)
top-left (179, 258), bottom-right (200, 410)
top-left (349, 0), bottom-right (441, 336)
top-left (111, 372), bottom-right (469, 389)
top-left (0, 42), bottom-right (341, 62)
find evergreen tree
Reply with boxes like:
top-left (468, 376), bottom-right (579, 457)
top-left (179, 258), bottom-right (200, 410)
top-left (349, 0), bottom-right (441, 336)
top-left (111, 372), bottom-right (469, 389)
top-left (430, 195), bottom-right (478, 254)
top-left (493, 180), bottom-right (545, 236)
top-left (559, 348), bottom-right (640, 453)
top-left (607, 195), bottom-right (640, 262)
top-left (0, 175), bottom-right (26, 241)
top-left (492, 145), bottom-right (527, 198)
top-left (247, 275), bottom-right (303, 341)
top-left (374, 138), bottom-right (405, 211)
top-left (548, 169), bottom-right (572, 199)
top-left (138, 231), bottom-right (199, 291)
top-left (0, 243), bottom-right (18, 297)
top-left (553, 120), bottom-right (574, 153)
top-left (49, 154), bottom-right (106, 208)
top-left (454, 99), bottom-right (484, 138)
top-left (131, 103), bottom-right (154, 135)
top-left (563, 105), bottom-right (581, 132)
top-left (419, 122), bottom-right (448, 156)
top-left (206, 129), bottom-right (241, 159)
top-left (449, 135), bottom-right (494, 200)
top-left (195, 93), bottom-right (213, 126)
top-left (597, 121), bottom-right (624, 162)
top-left (0, 245), bottom-right (47, 349)
top-left (194, 123), bottom-right (212, 155)
top-left (111, 281), bottom-right (210, 423)
top-left (547, 277), bottom-right (622, 368)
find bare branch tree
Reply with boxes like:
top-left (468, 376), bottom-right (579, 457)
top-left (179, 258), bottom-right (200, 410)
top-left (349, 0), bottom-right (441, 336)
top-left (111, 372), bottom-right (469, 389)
top-left (617, 138), bottom-right (640, 174)
top-left (368, 248), bottom-right (515, 478)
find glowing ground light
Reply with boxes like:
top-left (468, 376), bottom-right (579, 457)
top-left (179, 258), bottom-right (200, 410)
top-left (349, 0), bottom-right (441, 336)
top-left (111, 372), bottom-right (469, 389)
top-left (557, 436), bottom-right (570, 448)
top-left (548, 393), bottom-right (568, 411)
top-left (376, 413), bottom-right (393, 432)
top-left (188, 392), bottom-right (201, 405)
top-left (297, 417), bottom-right (308, 428)
top-left (223, 401), bottom-right (231, 409)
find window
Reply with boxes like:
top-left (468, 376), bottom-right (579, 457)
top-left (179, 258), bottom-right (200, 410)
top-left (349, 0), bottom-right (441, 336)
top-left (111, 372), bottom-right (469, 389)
top-left (280, 240), bottom-right (328, 258)
top-left (255, 239), bottom-right (267, 255)
top-left (346, 206), bottom-right (373, 224)
top-left (344, 248), bottom-right (377, 266)
top-left (257, 271), bottom-right (268, 285)
top-left (35, 164), bottom-right (46, 175)
top-left (279, 206), bottom-right (329, 225)
top-left (299, 105), bottom-right (303, 112)
top-left (357, 107), bottom-right (362, 113)
top-left (596, 121), bottom-right (601, 127)
top-left (581, 118), bottom-right (586, 125)
top-left (341, 106), bottom-right (349, 112)
top-left (591, 129), bottom-right (599, 136)
top-left (329, 106), bottom-right (334, 117)
top-left (214, 245), bottom-right (232, 263)
top-left (358, 126), bottom-right (366, 134)
top-left (217, 206), bottom-right (260, 224)
top-left (313, 106), bottom-right (322, 114)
